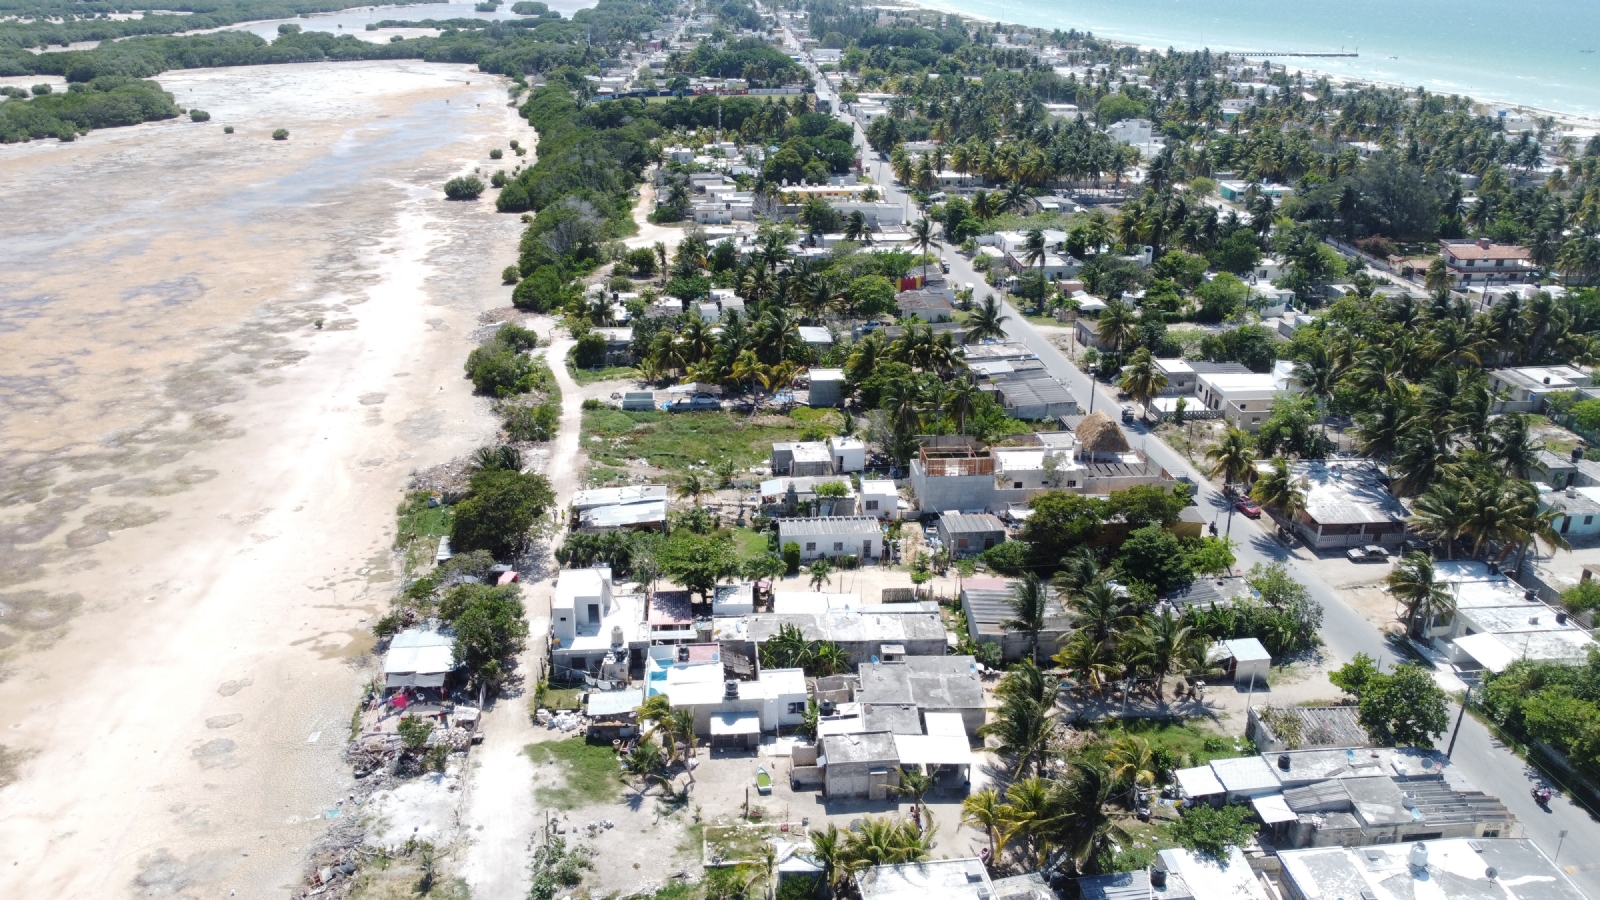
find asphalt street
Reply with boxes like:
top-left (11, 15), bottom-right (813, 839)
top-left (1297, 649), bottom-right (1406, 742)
top-left (797, 56), bottom-right (1600, 893)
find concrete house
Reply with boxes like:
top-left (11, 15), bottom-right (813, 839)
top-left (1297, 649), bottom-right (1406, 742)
top-left (819, 731), bottom-right (899, 798)
top-left (960, 576), bottom-right (1070, 663)
top-left (777, 516), bottom-right (883, 562)
top-left (1440, 237), bottom-right (1536, 287)
top-left (857, 656), bottom-right (985, 735)
top-left (1195, 369), bottom-right (1298, 430)
top-left (1486, 365), bottom-right (1592, 413)
top-left (771, 441), bottom-right (834, 476)
top-left (860, 479), bottom-right (900, 520)
top-left (1278, 839), bottom-right (1584, 900)
top-left (936, 512), bottom-right (1006, 558)
top-left (1264, 460), bottom-right (1408, 550)
top-left (909, 437), bottom-right (996, 513)
top-left (551, 567), bottom-right (647, 681)
top-left (807, 367), bottom-right (845, 407)
top-left (827, 435), bottom-right (865, 473)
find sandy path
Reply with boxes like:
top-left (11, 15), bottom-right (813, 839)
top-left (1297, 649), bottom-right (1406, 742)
top-left (459, 336), bottom-right (584, 900)
top-left (624, 176), bottom-right (691, 251)
top-left (0, 61), bottom-right (525, 898)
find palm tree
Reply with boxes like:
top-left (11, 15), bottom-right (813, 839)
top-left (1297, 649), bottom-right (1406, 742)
top-left (1503, 480), bottom-right (1570, 572)
top-left (1105, 735), bottom-right (1156, 808)
top-left (944, 377), bottom-right (981, 435)
top-left (1024, 227), bottom-right (1049, 308)
top-left (676, 473), bottom-right (709, 507)
top-left (621, 738), bottom-right (667, 795)
top-left (1293, 342), bottom-right (1342, 436)
top-left (1117, 348), bottom-right (1169, 422)
top-left (1488, 413), bottom-right (1541, 478)
top-left (892, 766), bottom-right (934, 808)
top-left (1387, 551), bottom-right (1456, 638)
top-left (1205, 427), bottom-right (1256, 486)
top-left (962, 788), bottom-right (1009, 862)
top-left (1053, 631), bottom-right (1118, 696)
top-left (1095, 299), bottom-right (1140, 354)
top-left (909, 217), bottom-right (941, 283)
top-left (667, 706), bottom-right (697, 763)
top-left (1002, 573), bottom-right (1053, 663)
top-left (1125, 610), bottom-right (1203, 701)
top-left (979, 660), bottom-right (1060, 777)
top-left (1251, 456), bottom-right (1306, 525)
top-left (807, 824), bottom-right (852, 896)
top-left (966, 294), bottom-right (1009, 341)
top-left (843, 209), bottom-right (870, 243)
top-left (469, 444), bottom-right (523, 474)
top-left (807, 558), bottom-right (833, 590)
top-left (1409, 481), bottom-right (1469, 559)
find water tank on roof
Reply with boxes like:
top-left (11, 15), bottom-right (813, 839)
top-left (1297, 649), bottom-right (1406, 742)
top-left (1151, 868), bottom-right (1168, 889)
top-left (611, 625), bottom-right (625, 646)
top-left (1410, 842), bottom-right (1430, 870)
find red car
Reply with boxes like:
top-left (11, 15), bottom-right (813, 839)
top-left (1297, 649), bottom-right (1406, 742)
top-left (1235, 498), bottom-right (1262, 519)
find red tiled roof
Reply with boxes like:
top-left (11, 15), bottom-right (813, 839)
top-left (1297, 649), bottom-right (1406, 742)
top-left (1441, 239), bottom-right (1532, 261)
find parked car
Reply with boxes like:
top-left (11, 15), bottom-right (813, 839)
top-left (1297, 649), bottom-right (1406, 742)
top-left (1121, 405), bottom-right (1135, 424)
top-left (1234, 498), bottom-right (1262, 518)
top-left (1346, 545), bottom-right (1390, 563)
top-left (669, 393), bottom-right (721, 412)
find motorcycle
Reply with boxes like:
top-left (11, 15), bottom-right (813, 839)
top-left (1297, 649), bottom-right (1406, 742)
top-left (1532, 786), bottom-right (1553, 807)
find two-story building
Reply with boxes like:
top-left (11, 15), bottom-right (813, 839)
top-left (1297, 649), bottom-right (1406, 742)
top-left (1439, 238), bottom-right (1536, 287)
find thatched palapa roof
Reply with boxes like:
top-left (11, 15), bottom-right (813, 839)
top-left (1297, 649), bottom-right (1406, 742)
top-left (1075, 411), bottom-right (1131, 454)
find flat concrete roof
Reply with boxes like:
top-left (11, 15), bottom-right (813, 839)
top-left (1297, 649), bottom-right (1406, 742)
top-left (859, 859), bottom-right (994, 900)
top-left (822, 730), bottom-right (898, 764)
top-left (1278, 839), bottom-right (1586, 900)
top-left (858, 657), bottom-right (983, 711)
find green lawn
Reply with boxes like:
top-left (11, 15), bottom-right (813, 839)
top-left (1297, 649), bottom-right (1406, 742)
top-left (394, 491), bottom-right (452, 575)
top-left (732, 526), bottom-right (773, 562)
top-left (566, 358), bottom-right (642, 385)
top-left (582, 407), bottom-right (839, 478)
top-left (1094, 718), bottom-right (1246, 768)
top-left (524, 738), bottom-right (624, 809)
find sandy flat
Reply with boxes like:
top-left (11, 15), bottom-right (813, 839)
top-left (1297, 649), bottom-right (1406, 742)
top-left (0, 60), bottom-right (527, 898)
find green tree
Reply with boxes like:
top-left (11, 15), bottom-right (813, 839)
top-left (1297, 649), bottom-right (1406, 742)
top-left (1117, 348), bottom-right (1169, 422)
top-left (1002, 573), bottom-right (1053, 663)
top-left (444, 175), bottom-right (486, 200)
top-left (1342, 662), bottom-right (1450, 748)
top-left (450, 469), bottom-right (555, 557)
top-left (452, 584), bottom-right (529, 677)
top-left (1387, 552), bottom-right (1456, 638)
top-left (1116, 526), bottom-right (1191, 594)
top-left (513, 265), bottom-right (575, 313)
top-left (1329, 652), bottom-right (1380, 700)
top-left (1194, 272), bottom-right (1250, 322)
top-left (1022, 492), bottom-right (1108, 561)
top-left (1169, 804), bottom-right (1258, 858)
top-left (659, 530), bottom-right (740, 602)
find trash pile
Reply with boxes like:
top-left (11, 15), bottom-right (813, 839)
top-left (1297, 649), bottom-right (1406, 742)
top-left (343, 728), bottom-right (473, 778)
top-left (534, 709), bottom-right (584, 732)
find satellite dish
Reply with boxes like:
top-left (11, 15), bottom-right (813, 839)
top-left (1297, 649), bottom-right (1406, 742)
top-left (1486, 867), bottom-right (1498, 880)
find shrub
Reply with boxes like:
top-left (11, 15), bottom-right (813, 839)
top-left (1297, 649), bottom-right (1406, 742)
top-left (398, 715), bottom-right (433, 750)
top-left (1170, 804), bottom-right (1257, 858)
top-left (572, 332), bottom-right (607, 368)
top-left (782, 541), bottom-right (801, 576)
top-left (1562, 580), bottom-right (1600, 613)
top-left (581, 398), bottom-right (602, 410)
top-left (450, 468), bottom-right (555, 557)
top-left (30, 83), bottom-right (52, 96)
top-left (502, 265), bottom-right (521, 285)
top-left (503, 403), bottom-right (559, 441)
top-left (272, 128), bottom-right (289, 140)
top-left (444, 175), bottom-right (486, 200)
top-left (188, 109), bottom-right (210, 122)
top-left (491, 170), bottom-right (508, 188)
top-left (511, 265), bottom-right (573, 312)
top-left (223, 125), bottom-right (234, 134)
top-left (490, 148), bottom-right (504, 160)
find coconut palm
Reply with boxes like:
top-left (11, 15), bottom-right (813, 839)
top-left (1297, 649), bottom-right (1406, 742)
top-left (979, 660), bottom-right (1060, 778)
top-left (1067, 581), bottom-right (1130, 649)
top-left (1387, 551), bottom-right (1456, 638)
top-left (843, 209), bottom-right (870, 243)
top-left (1050, 546), bottom-right (1103, 596)
top-left (1408, 481), bottom-right (1470, 559)
top-left (962, 788), bottom-right (1009, 862)
top-left (892, 767), bottom-right (934, 808)
top-left (1024, 226), bottom-right (1049, 307)
top-left (806, 824), bottom-right (852, 895)
top-left (1053, 630), bottom-right (1119, 696)
top-left (1205, 427), bottom-right (1256, 486)
top-left (1125, 610), bottom-right (1205, 701)
top-left (1095, 299), bottom-right (1140, 354)
top-left (1105, 735), bottom-right (1157, 808)
top-left (1502, 480), bottom-right (1570, 571)
top-left (1488, 413), bottom-right (1541, 478)
top-left (944, 376), bottom-right (981, 435)
top-left (966, 294), bottom-right (1010, 341)
top-left (807, 558), bottom-right (833, 591)
top-left (621, 738), bottom-right (668, 795)
top-left (1002, 573), bottom-right (1054, 663)
top-left (676, 473), bottom-right (709, 507)
top-left (909, 216), bottom-right (941, 283)
top-left (1117, 348), bottom-right (1169, 422)
top-left (468, 444), bottom-right (523, 474)
top-left (1251, 456), bottom-right (1306, 524)
top-left (667, 706), bottom-right (697, 763)
top-left (1292, 342), bottom-right (1342, 436)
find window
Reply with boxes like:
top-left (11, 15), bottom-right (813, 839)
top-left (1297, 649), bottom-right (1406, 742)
top-left (957, 538), bottom-right (969, 549)
top-left (1014, 481), bottom-right (1023, 489)
top-left (1066, 480), bottom-right (1077, 487)
top-left (833, 542), bottom-right (844, 552)
top-left (865, 500), bottom-right (879, 510)
top-left (570, 657), bottom-right (586, 670)
top-left (788, 701), bottom-right (806, 715)
top-left (1588, 516), bottom-right (1595, 526)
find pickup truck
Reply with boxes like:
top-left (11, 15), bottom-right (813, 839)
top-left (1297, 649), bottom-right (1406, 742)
top-left (1346, 545), bottom-right (1390, 563)
top-left (669, 394), bottom-right (721, 412)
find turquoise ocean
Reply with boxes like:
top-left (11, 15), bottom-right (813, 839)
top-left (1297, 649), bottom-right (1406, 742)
top-left (907, 0), bottom-right (1600, 118)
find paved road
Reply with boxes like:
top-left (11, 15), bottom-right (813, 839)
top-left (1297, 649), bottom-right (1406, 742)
top-left (799, 58), bottom-right (1600, 895)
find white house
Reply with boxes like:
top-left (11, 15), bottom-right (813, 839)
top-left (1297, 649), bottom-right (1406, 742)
top-left (1486, 365), bottom-right (1592, 413)
top-left (859, 479), bottom-right (899, 520)
top-left (1195, 370), bottom-right (1298, 430)
top-left (1105, 118), bottom-right (1152, 145)
top-left (551, 567), bottom-right (647, 680)
top-left (827, 435), bottom-right (865, 473)
top-left (778, 516), bottom-right (883, 562)
top-left (1154, 358), bottom-right (1197, 395)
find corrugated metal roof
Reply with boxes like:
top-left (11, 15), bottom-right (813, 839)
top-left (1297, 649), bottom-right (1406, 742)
top-left (777, 516), bottom-right (882, 537)
top-left (939, 512), bottom-right (1005, 533)
top-left (1210, 755), bottom-right (1282, 795)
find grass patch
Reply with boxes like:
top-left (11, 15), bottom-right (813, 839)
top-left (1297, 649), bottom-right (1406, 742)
top-left (1093, 718), bottom-right (1246, 768)
top-left (567, 360), bottom-right (642, 385)
top-left (1103, 818), bottom-right (1177, 873)
top-left (704, 824), bottom-right (780, 865)
top-left (394, 491), bottom-right (452, 574)
top-left (732, 527), bottom-right (772, 562)
top-left (582, 408), bottom-right (838, 478)
top-left (525, 738), bottom-right (623, 809)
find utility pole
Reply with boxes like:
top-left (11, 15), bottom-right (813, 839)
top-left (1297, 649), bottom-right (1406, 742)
top-left (1445, 683), bottom-right (1474, 758)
